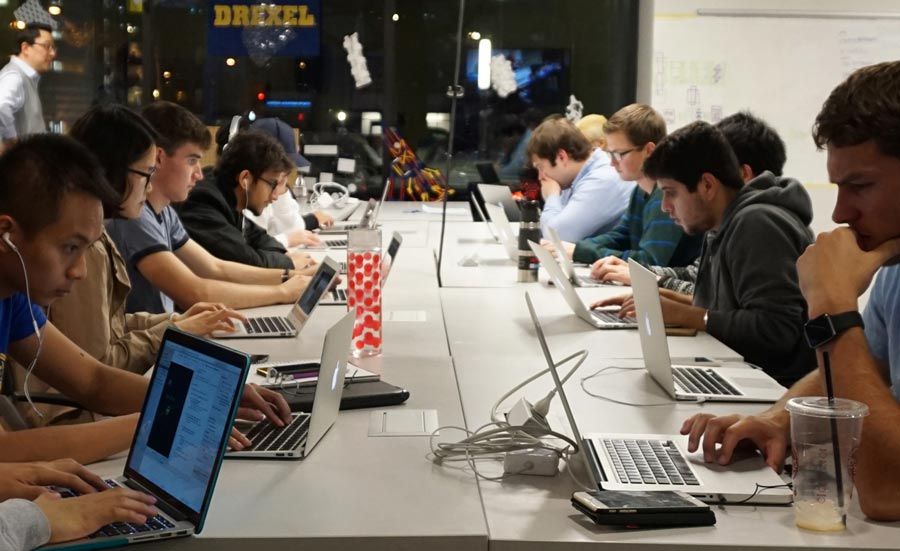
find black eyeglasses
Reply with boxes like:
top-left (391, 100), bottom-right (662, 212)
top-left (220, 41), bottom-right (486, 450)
top-left (127, 166), bottom-right (156, 190)
top-left (256, 176), bottom-right (284, 190)
top-left (32, 41), bottom-right (57, 53)
top-left (606, 147), bottom-right (640, 162)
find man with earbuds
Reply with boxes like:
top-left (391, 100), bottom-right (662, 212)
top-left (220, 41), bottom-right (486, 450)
top-left (176, 129), bottom-right (313, 270)
top-left (107, 101), bottom-right (315, 315)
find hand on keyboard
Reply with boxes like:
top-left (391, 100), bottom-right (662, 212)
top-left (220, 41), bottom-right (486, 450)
top-left (680, 412), bottom-right (790, 472)
top-left (36, 487), bottom-right (158, 544)
top-left (590, 294), bottom-right (635, 319)
top-left (0, 459), bottom-right (108, 501)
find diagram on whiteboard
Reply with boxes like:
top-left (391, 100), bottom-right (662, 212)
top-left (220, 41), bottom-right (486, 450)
top-left (651, 14), bottom-right (900, 184)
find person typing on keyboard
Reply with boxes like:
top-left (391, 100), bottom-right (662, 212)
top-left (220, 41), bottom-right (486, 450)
top-left (681, 61), bottom-right (900, 522)
top-left (593, 120), bottom-right (816, 387)
top-left (0, 461), bottom-right (157, 550)
top-left (0, 136), bottom-right (291, 466)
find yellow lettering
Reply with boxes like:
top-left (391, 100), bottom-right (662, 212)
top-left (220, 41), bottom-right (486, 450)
top-left (298, 6), bottom-right (316, 26)
top-left (232, 5), bottom-right (249, 26)
top-left (282, 5), bottom-right (298, 26)
top-left (250, 5), bottom-right (264, 25)
top-left (213, 5), bottom-right (231, 26)
top-left (266, 5), bottom-right (284, 26)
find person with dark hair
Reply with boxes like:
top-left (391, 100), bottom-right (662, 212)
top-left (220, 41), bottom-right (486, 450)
top-left (528, 117), bottom-right (633, 242)
top-left (12, 105), bottom-right (245, 425)
top-left (596, 121), bottom-right (815, 387)
top-left (593, 111), bottom-right (788, 294)
top-left (108, 101), bottom-right (313, 315)
top-left (681, 61), bottom-right (900, 522)
top-left (715, 111), bottom-right (787, 179)
top-left (0, 23), bottom-right (55, 151)
top-left (550, 104), bottom-right (701, 270)
top-left (239, 117), bottom-right (333, 249)
top-left (177, 130), bottom-right (310, 269)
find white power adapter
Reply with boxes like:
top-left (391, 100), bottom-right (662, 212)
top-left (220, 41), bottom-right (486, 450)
top-left (503, 448), bottom-right (559, 477)
top-left (505, 397), bottom-right (549, 436)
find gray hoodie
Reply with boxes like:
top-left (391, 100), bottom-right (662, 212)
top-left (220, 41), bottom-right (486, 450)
top-left (694, 172), bottom-right (816, 386)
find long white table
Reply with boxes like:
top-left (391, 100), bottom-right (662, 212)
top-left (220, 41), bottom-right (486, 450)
top-left (89, 206), bottom-right (899, 550)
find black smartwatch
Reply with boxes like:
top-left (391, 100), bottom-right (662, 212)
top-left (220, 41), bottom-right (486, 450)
top-left (803, 311), bottom-right (864, 348)
top-left (281, 268), bottom-right (291, 283)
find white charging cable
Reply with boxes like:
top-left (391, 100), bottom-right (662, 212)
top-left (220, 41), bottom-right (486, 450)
top-left (3, 232), bottom-right (44, 418)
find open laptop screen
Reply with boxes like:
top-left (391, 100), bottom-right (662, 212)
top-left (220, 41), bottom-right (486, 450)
top-left (125, 331), bottom-right (248, 526)
top-left (382, 232), bottom-right (403, 280)
top-left (298, 258), bottom-right (338, 315)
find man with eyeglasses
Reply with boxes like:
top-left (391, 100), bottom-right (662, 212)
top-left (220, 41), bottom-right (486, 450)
top-left (107, 101), bottom-right (314, 315)
top-left (547, 104), bottom-right (702, 272)
top-left (528, 117), bottom-right (634, 243)
top-left (176, 130), bottom-right (312, 271)
top-left (0, 23), bottom-right (56, 153)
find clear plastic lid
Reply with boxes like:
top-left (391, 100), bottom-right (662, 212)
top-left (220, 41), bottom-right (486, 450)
top-left (785, 396), bottom-right (869, 419)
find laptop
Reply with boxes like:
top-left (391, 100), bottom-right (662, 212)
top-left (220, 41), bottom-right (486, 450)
top-left (484, 203), bottom-right (519, 261)
top-left (524, 292), bottom-right (791, 505)
top-left (324, 180), bottom-right (390, 233)
top-left (476, 183), bottom-right (521, 222)
top-left (215, 257), bottom-right (339, 339)
top-left (226, 310), bottom-right (355, 459)
top-left (629, 258), bottom-right (785, 402)
top-left (476, 162), bottom-right (501, 184)
top-left (545, 226), bottom-right (608, 288)
top-left (45, 329), bottom-right (249, 549)
top-left (529, 240), bottom-right (636, 329)
top-left (320, 231), bottom-right (403, 305)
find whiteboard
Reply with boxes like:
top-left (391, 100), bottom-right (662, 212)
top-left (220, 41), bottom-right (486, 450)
top-left (651, 13), bottom-right (900, 184)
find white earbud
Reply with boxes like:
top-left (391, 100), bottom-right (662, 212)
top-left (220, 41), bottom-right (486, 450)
top-left (2, 232), bottom-right (17, 252)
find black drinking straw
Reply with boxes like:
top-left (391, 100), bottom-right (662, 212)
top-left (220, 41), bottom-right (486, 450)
top-left (822, 351), bottom-right (846, 521)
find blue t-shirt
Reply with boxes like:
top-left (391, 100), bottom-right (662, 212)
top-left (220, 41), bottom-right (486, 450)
top-left (106, 203), bottom-right (190, 315)
top-left (0, 293), bottom-right (47, 355)
top-left (862, 264), bottom-right (900, 401)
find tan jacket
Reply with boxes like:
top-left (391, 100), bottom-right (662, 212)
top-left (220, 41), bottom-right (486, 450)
top-left (14, 230), bottom-right (171, 424)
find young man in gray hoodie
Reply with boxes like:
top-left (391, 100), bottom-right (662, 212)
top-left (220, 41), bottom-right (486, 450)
top-left (599, 121), bottom-right (816, 386)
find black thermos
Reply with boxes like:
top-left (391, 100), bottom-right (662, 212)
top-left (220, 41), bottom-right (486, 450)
top-left (517, 200), bottom-right (541, 282)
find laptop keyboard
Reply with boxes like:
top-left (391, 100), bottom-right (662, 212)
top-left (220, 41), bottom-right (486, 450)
top-left (602, 438), bottom-right (699, 486)
top-left (243, 316), bottom-right (295, 335)
top-left (330, 288), bottom-right (348, 302)
top-left (325, 238), bottom-right (348, 248)
top-left (56, 479), bottom-right (176, 538)
top-left (591, 310), bottom-right (636, 324)
top-left (673, 366), bottom-right (742, 396)
top-left (245, 412), bottom-right (311, 452)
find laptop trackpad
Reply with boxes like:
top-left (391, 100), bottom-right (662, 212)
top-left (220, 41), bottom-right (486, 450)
top-left (731, 377), bottom-right (782, 390)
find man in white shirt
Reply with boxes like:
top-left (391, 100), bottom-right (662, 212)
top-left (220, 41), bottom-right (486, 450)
top-left (0, 23), bottom-right (55, 152)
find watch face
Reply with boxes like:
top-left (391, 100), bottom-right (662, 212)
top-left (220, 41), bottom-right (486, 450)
top-left (804, 316), bottom-right (835, 348)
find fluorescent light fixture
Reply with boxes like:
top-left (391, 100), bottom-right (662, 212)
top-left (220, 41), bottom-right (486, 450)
top-left (477, 38), bottom-right (492, 91)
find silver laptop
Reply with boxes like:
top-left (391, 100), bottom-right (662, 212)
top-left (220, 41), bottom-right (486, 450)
top-left (321, 232), bottom-right (403, 306)
top-left (545, 226), bottom-right (607, 288)
top-left (325, 180), bottom-right (390, 233)
top-left (477, 183), bottom-right (519, 222)
top-left (629, 258), bottom-right (785, 403)
top-left (226, 310), bottom-right (355, 460)
top-left (45, 329), bottom-right (249, 549)
top-left (524, 292), bottom-right (791, 505)
top-left (529, 240), bottom-right (636, 329)
top-left (485, 203), bottom-right (519, 261)
top-left (215, 257), bottom-right (339, 339)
